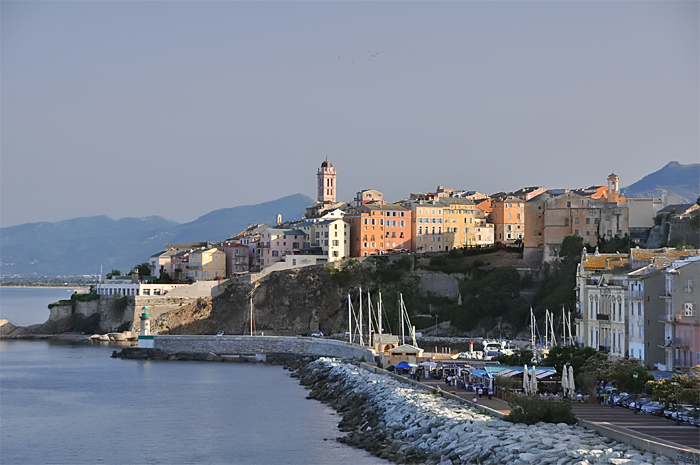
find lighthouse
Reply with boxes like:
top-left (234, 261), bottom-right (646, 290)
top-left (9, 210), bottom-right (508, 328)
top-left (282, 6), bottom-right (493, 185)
top-left (137, 306), bottom-right (154, 348)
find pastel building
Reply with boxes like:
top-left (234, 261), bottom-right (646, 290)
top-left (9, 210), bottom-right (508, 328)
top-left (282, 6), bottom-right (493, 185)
top-left (491, 195), bottom-right (524, 245)
top-left (258, 227), bottom-right (308, 269)
top-left (187, 248), bottom-right (226, 280)
top-left (439, 198), bottom-right (478, 250)
top-left (346, 203), bottom-right (411, 256)
top-left (409, 200), bottom-right (444, 253)
top-left (661, 256), bottom-right (700, 371)
top-left (220, 241), bottom-right (249, 274)
top-left (296, 218), bottom-right (350, 261)
top-left (524, 189), bottom-right (629, 267)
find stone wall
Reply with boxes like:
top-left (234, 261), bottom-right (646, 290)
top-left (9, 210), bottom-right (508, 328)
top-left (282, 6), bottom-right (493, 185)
top-left (152, 335), bottom-right (376, 361)
top-left (414, 270), bottom-right (460, 299)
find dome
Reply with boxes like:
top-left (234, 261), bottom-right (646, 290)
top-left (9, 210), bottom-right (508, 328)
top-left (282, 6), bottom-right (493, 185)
top-left (321, 158), bottom-right (333, 168)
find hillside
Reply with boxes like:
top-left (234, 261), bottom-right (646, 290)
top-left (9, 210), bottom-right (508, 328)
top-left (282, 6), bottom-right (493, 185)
top-left (622, 161), bottom-right (700, 202)
top-left (0, 194), bottom-right (314, 277)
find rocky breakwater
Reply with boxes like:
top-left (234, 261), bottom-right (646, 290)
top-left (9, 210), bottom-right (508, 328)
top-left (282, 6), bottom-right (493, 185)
top-left (294, 358), bottom-right (672, 465)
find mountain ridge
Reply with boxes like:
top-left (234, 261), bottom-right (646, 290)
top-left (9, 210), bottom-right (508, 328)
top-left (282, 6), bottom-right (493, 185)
top-left (1, 194), bottom-right (314, 276)
top-left (622, 161), bottom-right (699, 202)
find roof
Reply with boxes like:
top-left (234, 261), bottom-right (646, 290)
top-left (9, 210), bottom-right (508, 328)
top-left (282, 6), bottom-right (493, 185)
top-left (527, 192), bottom-right (552, 202)
top-left (355, 203), bottom-right (410, 212)
top-left (657, 204), bottom-right (698, 214)
top-left (438, 198), bottom-right (476, 207)
top-left (320, 158), bottom-right (333, 168)
top-left (582, 254), bottom-right (629, 271)
top-left (389, 344), bottom-right (423, 354)
top-left (264, 228), bottom-right (306, 236)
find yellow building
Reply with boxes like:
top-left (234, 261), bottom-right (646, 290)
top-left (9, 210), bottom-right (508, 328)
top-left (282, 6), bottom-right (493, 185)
top-left (187, 247), bottom-right (226, 280)
top-left (439, 198), bottom-right (478, 249)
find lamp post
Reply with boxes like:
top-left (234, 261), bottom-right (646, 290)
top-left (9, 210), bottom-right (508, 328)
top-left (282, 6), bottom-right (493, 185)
top-left (674, 381), bottom-right (680, 426)
top-left (632, 372), bottom-right (638, 414)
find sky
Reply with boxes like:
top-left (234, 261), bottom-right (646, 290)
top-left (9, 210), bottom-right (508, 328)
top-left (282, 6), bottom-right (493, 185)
top-left (1, 1), bottom-right (698, 228)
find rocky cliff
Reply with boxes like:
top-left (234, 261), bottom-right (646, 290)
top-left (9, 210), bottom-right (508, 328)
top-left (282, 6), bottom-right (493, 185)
top-left (163, 256), bottom-right (428, 336)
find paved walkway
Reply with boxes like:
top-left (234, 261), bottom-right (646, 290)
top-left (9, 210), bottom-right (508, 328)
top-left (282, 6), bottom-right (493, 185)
top-left (413, 377), bottom-right (699, 452)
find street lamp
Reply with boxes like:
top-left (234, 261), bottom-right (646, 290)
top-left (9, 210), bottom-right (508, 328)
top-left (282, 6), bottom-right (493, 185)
top-left (674, 381), bottom-right (680, 426)
top-left (632, 372), bottom-right (638, 414)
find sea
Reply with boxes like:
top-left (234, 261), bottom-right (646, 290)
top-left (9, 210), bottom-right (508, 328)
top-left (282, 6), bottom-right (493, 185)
top-left (0, 288), bottom-right (389, 465)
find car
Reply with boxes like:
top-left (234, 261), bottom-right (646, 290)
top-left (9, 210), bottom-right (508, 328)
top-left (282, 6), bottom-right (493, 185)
top-left (216, 330), bottom-right (224, 336)
top-left (615, 394), bottom-right (632, 406)
top-left (311, 332), bottom-right (324, 338)
top-left (641, 402), bottom-right (666, 416)
top-left (629, 397), bottom-right (651, 410)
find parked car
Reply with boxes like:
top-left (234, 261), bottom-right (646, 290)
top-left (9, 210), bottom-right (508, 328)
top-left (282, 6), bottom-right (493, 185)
top-left (641, 401), bottom-right (666, 416)
top-left (629, 397), bottom-right (651, 410)
top-left (311, 332), bottom-right (324, 338)
top-left (671, 407), bottom-right (695, 421)
top-left (680, 408), bottom-right (699, 426)
top-left (615, 394), bottom-right (632, 406)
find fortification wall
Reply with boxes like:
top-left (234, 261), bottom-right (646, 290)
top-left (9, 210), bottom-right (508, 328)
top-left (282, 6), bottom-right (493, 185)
top-left (152, 335), bottom-right (376, 361)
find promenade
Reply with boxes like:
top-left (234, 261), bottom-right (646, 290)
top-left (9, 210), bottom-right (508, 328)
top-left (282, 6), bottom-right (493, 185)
top-left (418, 378), bottom-right (699, 452)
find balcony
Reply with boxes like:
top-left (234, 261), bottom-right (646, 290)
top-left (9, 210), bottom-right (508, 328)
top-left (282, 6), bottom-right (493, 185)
top-left (599, 346), bottom-right (610, 353)
top-left (625, 290), bottom-right (643, 299)
top-left (658, 314), bottom-right (674, 322)
top-left (659, 290), bottom-right (672, 299)
top-left (596, 314), bottom-right (610, 321)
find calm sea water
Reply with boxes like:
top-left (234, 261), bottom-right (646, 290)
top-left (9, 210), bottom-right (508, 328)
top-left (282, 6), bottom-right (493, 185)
top-left (0, 287), bottom-right (80, 326)
top-left (0, 289), bottom-right (388, 465)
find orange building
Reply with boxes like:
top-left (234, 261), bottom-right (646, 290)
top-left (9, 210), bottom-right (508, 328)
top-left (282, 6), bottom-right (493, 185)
top-left (346, 203), bottom-right (412, 256)
top-left (491, 195), bottom-right (524, 244)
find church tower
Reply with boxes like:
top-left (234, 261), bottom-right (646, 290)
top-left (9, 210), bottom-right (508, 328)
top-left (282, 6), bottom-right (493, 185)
top-left (607, 173), bottom-right (620, 203)
top-left (317, 158), bottom-right (337, 203)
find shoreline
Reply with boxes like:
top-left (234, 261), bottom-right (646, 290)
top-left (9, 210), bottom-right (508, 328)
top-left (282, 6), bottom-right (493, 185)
top-left (0, 286), bottom-right (90, 291)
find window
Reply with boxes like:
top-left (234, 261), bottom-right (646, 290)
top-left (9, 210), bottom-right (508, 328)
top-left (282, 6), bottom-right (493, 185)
top-left (685, 303), bottom-right (694, 316)
top-left (400, 221), bottom-right (405, 227)
top-left (564, 218), bottom-right (569, 226)
top-left (574, 218), bottom-right (579, 224)
top-left (638, 302), bottom-right (641, 315)
top-left (575, 229), bottom-right (579, 235)
top-left (685, 280), bottom-right (693, 293)
top-left (586, 218), bottom-right (590, 224)
top-left (333, 240), bottom-right (339, 246)
top-left (272, 250), bottom-right (279, 257)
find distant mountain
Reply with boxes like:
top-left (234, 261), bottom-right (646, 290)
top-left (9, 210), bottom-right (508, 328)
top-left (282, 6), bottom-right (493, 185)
top-left (0, 194), bottom-right (314, 277)
top-left (622, 161), bottom-right (700, 202)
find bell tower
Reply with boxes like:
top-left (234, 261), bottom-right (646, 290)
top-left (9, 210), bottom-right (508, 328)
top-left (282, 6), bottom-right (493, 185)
top-left (317, 158), bottom-right (337, 203)
top-left (607, 173), bottom-right (620, 203)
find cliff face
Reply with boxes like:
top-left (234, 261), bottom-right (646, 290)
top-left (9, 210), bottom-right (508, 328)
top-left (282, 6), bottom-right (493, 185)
top-left (164, 256), bottom-right (424, 336)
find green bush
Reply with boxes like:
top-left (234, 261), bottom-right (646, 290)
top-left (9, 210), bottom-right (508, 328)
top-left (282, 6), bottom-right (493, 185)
top-left (504, 395), bottom-right (575, 425)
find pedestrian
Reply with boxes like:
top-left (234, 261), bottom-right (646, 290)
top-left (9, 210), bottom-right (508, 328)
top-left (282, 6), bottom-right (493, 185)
top-left (488, 388), bottom-right (493, 400)
top-left (472, 397), bottom-right (477, 405)
top-left (478, 388), bottom-right (483, 398)
top-left (576, 392), bottom-right (583, 403)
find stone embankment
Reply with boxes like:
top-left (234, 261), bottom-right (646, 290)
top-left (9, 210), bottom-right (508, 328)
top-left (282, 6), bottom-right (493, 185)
top-left (293, 358), bottom-right (672, 465)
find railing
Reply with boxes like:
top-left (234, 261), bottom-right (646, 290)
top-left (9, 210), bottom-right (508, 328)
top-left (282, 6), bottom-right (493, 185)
top-left (625, 290), bottom-right (643, 299)
top-left (658, 314), bottom-right (674, 322)
top-left (596, 314), bottom-right (610, 321)
top-left (659, 290), bottom-right (672, 298)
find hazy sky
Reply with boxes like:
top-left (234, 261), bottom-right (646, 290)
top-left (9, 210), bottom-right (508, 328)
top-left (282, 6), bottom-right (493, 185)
top-left (2, 1), bottom-right (698, 227)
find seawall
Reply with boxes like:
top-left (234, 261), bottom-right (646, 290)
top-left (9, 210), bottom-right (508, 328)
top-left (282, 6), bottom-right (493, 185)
top-left (143, 335), bottom-right (376, 361)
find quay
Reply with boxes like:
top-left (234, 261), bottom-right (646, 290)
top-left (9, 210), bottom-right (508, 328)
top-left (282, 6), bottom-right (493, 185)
top-left (123, 334), bottom-right (699, 463)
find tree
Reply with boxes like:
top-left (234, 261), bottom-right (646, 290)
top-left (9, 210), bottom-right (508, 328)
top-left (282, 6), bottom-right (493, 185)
top-left (156, 270), bottom-right (174, 284)
top-left (132, 262), bottom-right (151, 277)
top-left (647, 372), bottom-right (700, 408)
top-left (560, 235), bottom-right (585, 259)
top-left (106, 269), bottom-right (121, 279)
top-left (493, 349), bottom-right (534, 366)
top-left (540, 345), bottom-right (599, 375)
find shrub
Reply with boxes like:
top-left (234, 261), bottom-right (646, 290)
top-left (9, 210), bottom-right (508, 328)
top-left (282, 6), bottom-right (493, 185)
top-left (504, 395), bottom-right (575, 425)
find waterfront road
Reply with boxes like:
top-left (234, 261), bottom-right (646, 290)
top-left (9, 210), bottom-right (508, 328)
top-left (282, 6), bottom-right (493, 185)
top-left (416, 378), bottom-right (699, 452)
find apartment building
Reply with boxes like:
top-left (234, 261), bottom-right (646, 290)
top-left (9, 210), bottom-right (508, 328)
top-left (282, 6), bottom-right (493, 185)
top-left (491, 195), bottom-right (524, 245)
top-left (257, 227), bottom-right (307, 269)
top-left (346, 203), bottom-right (411, 256)
top-left (187, 247), bottom-right (226, 280)
top-left (297, 218), bottom-right (350, 261)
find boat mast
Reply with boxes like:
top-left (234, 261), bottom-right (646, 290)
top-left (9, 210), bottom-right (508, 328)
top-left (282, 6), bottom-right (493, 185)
top-left (400, 293), bottom-right (405, 345)
top-left (348, 293), bottom-right (353, 343)
top-left (544, 309), bottom-right (549, 349)
top-left (367, 290), bottom-right (374, 347)
top-left (378, 291), bottom-right (383, 335)
top-left (359, 287), bottom-right (364, 346)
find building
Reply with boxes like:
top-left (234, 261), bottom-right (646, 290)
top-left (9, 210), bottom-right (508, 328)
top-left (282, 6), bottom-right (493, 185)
top-left (575, 247), bottom-right (700, 366)
top-left (187, 247), bottom-right (226, 280)
top-left (408, 200), bottom-right (444, 253)
top-left (257, 227), bottom-right (307, 269)
top-left (317, 158), bottom-right (337, 203)
top-left (438, 197), bottom-right (478, 250)
top-left (510, 186), bottom-right (546, 202)
top-left (346, 203), bottom-right (411, 256)
top-left (220, 241), bottom-right (249, 274)
top-left (491, 195), bottom-right (524, 245)
top-left (660, 256), bottom-right (700, 371)
top-left (352, 189), bottom-right (384, 208)
top-left (523, 178), bottom-right (630, 267)
top-left (296, 218), bottom-right (350, 261)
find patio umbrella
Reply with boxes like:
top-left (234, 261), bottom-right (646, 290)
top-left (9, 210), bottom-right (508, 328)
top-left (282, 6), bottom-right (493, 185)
top-left (561, 367), bottom-right (569, 396)
top-left (395, 361), bottom-right (411, 370)
top-left (418, 361), bottom-right (437, 367)
top-left (530, 366), bottom-right (538, 394)
top-left (523, 364), bottom-right (530, 394)
top-left (568, 365), bottom-right (576, 397)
